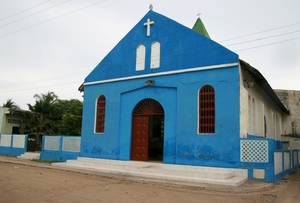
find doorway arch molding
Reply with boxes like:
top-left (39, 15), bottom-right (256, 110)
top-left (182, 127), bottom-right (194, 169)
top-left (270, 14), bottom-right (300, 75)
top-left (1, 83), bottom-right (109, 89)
top-left (131, 98), bottom-right (164, 161)
top-left (133, 98), bottom-right (164, 115)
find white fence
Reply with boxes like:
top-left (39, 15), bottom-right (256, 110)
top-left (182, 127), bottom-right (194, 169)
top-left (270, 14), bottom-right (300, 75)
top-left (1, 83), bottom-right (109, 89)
top-left (40, 135), bottom-right (81, 161)
top-left (0, 134), bottom-right (27, 156)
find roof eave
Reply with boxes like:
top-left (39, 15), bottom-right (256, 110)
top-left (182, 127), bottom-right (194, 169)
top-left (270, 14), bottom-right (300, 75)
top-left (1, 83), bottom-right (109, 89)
top-left (240, 59), bottom-right (290, 115)
top-left (78, 83), bottom-right (84, 92)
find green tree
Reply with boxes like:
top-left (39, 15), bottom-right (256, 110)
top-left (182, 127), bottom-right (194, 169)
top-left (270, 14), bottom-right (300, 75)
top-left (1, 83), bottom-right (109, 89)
top-left (20, 91), bottom-right (61, 146)
top-left (2, 98), bottom-right (20, 109)
top-left (58, 99), bottom-right (83, 135)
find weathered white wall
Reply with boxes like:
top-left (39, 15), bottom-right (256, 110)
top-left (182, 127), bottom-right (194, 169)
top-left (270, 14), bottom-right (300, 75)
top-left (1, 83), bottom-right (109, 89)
top-left (0, 107), bottom-right (8, 134)
top-left (0, 108), bottom-right (3, 133)
top-left (240, 66), bottom-right (286, 140)
top-left (240, 82), bottom-right (248, 138)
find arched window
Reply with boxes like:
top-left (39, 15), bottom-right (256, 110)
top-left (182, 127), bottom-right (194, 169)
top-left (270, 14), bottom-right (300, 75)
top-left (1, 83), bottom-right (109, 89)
top-left (292, 122), bottom-right (296, 135)
top-left (199, 85), bottom-right (215, 133)
top-left (136, 44), bottom-right (146, 71)
top-left (95, 95), bottom-right (106, 133)
top-left (264, 116), bottom-right (267, 137)
top-left (248, 95), bottom-right (251, 133)
top-left (252, 98), bottom-right (255, 134)
top-left (151, 41), bottom-right (160, 68)
top-left (274, 114), bottom-right (280, 140)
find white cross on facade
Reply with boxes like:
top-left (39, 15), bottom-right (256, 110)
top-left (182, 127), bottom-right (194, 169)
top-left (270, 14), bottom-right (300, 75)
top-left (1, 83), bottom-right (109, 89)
top-left (144, 18), bottom-right (154, 37)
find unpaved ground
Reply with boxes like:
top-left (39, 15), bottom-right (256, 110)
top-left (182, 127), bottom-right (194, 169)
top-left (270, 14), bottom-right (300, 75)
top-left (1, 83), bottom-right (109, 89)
top-left (0, 157), bottom-right (299, 203)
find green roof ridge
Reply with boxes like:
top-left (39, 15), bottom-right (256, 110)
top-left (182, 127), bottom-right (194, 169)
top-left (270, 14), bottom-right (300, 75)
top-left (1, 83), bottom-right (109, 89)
top-left (192, 18), bottom-right (210, 38)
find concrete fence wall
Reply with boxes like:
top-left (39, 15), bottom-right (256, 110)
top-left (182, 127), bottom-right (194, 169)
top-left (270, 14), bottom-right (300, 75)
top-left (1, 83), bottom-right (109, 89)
top-left (40, 135), bottom-right (81, 161)
top-left (273, 149), bottom-right (300, 182)
top-left (240, 135), bottom-right (300, 183)
top-left (0, 134), bottom-right (27, 156)
top-left (3, 133), bottom-right (299, 184)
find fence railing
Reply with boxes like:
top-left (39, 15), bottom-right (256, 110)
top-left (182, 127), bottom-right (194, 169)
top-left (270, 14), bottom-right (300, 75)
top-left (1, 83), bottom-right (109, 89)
top-left (40, 135), bottom-right (81, 161)
top-left (0, 134), bottom-right (27, 156)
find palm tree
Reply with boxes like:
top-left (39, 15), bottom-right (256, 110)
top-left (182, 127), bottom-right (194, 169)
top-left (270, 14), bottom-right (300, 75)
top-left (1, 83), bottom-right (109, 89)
top-left (20, 91), bottom-right (61, 149)
top-left (2, 99), bottom-right (20, 109)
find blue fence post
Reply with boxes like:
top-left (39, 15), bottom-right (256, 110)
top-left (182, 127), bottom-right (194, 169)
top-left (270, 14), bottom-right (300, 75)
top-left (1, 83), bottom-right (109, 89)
top-left (60, 136), bottom-right (63, 161)
top-left (24, 134), bottom-right (28, 154)
top-left (42, 135), bottom-right (45, 151)
top-left (282, 151), bottom-right (285, 174)
top-left (296, 150), bottom-right (298, 166)
top-left (290, 150), bottom-right (293, 168)
top-left (10, 134), bottom-right (13, 151)
top-left (268, 139), bottom-right (275, 183)
top-left (39, 135), bottom-right (81, 162)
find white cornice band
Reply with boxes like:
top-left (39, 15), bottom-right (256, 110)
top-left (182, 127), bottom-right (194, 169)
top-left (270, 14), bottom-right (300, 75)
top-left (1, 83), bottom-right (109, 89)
top-left (84, 62), bottom-right (239, 86)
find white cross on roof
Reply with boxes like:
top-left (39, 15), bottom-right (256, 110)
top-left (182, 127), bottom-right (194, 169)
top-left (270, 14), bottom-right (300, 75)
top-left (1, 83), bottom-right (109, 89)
top-left (144, 18), bottom-right (154, 37)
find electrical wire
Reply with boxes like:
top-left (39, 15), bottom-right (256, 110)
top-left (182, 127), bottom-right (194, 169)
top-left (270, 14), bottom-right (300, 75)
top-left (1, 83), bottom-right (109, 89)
top-left (1, 30), bottom-right (300, 93)
top-left (220, 21), bottom-right (300, 42)
top-left (0, 80), bottom-right (83, 93)
top-left (225, 30), bottom-right (300, 47)
top-left (235, 36), bottom-right (300, 52)
top-left (0, 0), bottom-right (71, 28)
top-left (0, 0), bottom-right (51, 22)
top-left (0, 1), bottom-right (299, 94)
top-left (0, 70), bottom-right (90, 88)
top-left (0, 0), bottom-right (109, 38)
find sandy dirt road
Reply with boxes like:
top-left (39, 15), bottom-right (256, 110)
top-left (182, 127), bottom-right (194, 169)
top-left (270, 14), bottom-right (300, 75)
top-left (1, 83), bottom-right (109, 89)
top-left (0, 157), bottom-right (299, 203)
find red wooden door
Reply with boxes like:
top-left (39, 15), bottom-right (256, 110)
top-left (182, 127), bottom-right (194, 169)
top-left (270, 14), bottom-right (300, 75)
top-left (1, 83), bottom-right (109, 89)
top-left (131, 115), bottom-right (149, 161)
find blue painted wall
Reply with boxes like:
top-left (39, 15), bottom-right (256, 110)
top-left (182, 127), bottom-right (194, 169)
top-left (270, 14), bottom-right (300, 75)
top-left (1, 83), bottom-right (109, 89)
top-left (80, 10), bottom-right (241, 168)
top-left (81, 66), bottom-right (240, 168)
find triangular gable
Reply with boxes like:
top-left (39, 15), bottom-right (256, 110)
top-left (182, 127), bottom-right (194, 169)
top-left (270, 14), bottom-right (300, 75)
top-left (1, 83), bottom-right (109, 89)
top-left (85, 10), bottom-right (238, 83)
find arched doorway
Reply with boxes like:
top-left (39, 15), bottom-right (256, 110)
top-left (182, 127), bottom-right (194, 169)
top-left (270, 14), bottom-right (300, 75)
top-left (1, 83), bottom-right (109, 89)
top-left (131, 99), bottom-right (164, 161)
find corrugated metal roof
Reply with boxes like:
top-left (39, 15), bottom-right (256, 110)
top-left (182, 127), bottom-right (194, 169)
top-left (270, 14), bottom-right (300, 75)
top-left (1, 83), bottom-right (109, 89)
top-left (240, 60), bottom-right (290, 115)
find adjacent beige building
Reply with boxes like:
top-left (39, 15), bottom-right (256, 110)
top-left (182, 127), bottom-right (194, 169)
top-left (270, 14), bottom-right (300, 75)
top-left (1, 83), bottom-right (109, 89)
top-left (0, 107), bottom-right (26, 134)
top-left (275, 89), bottom-right (300, 149)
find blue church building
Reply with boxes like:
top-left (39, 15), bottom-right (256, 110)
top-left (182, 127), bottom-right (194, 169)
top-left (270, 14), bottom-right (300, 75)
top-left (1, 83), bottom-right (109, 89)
top-left (76, 9), bottom-right (299, 182)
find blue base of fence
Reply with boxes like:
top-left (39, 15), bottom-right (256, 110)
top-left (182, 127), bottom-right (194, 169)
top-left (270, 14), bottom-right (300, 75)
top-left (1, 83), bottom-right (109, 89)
top-left (0, 134), bottom-right (28, 157)
top-left (40, 135), bottom-right (81, 162)
top-left (40, 150), bottom-right (79, 162)
top-left (0, 147), bottom-right (26, 157)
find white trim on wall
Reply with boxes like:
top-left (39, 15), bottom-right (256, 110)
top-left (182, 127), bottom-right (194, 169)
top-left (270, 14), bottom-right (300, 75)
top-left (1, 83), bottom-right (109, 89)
top-left (84, 62), bottom-right (239, 86)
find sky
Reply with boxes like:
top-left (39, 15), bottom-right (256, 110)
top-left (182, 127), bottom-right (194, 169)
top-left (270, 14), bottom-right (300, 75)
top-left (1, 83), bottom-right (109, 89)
top-left (0, 0), bottom-right (299, 109)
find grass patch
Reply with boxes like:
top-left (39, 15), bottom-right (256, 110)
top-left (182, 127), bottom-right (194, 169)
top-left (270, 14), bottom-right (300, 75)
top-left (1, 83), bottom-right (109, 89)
top-left (289, 167), bottom-right (300, 176)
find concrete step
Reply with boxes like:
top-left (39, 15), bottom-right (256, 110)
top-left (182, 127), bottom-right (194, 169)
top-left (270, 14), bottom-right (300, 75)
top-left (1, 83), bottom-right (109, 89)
top-left (73, 157), bottom-right (246, 175)
top-left (53, 157), bottom-right (248, 186)
top-left (17, 152), bottom-right (40, 160)
top-left (66, 158), bottom-right (236, 180)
